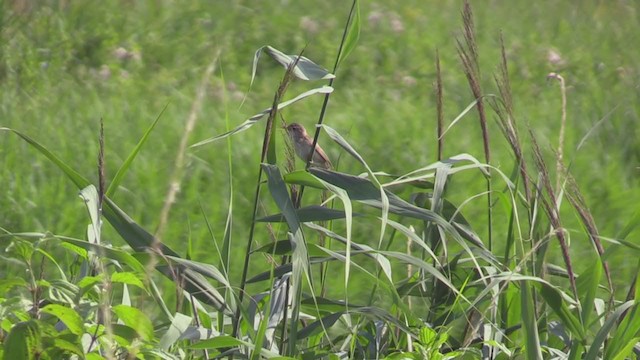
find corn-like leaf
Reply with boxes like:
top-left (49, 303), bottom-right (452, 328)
top-left (320, 124), bottom-right (389, 250)
top-left (540, 283), bottom-right (586, 342)
top-left (159, 313), bottom-right (193, 350)
top-left (3, 127), bottom-right (230, 314)
top-left (252, 45), bottom-right (335, 85)
top-left (112, 304), bottom-right (155, 342)
top-left (257, 205), bottom-right (358, 223)
top-left (262, 164), bottom-right (310, 356)
top-left (338, 0), bottom-right (360, 66)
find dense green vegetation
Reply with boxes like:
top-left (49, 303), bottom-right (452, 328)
top-left (1, 1), bottom-right (639, 358)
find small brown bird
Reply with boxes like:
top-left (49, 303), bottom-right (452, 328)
top-left (285, 123), bottom-right (332, 169)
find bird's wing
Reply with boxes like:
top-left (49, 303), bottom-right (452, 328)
top-left (314, 144), bottom-right (332, 168)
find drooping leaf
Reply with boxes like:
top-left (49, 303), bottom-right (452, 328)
top-left (159, 313), bottom-right (193, 350)
top-left (190, 86), bottom-right (333, 148)
top-left (112, 304), bottom-right (155, 342)
top-left (111, 272), bottom-right (146, 291)
top-left (41, 304), bottom-right (84, 336)
top-left (262, 164), bottom-right (309, 356)
top-left (4, 320), bottom-right (42, 360)
top-left (252, 45), bottom-right (335, 86)
top-left (539, 283), bottom-right (586, 342)
top-left (257, 205), bottom-right (357, 223)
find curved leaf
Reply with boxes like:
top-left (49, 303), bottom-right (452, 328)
top-left (252, 45), bottom-right (335, 86)
top-left (191, 86), bottom-right (333, 148)
top-left (41, 304), bottom-right (84, 335)
top-left (257, 205), bottom-right (357, 223)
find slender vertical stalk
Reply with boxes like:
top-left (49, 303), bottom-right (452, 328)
top-left (435, 49), bottom-right (444, 161)
top-left (529, 130), bottom-right (579, 301)
top-left (457, 0), bottom-right (492, 250)
top-left (233, 54), bottom-right (301, 339)
top-left (547, 72), bottom-right (567, 194)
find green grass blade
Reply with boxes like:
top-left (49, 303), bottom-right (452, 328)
top-left (262, 164), bottom-right (309, 356)
top-left (604, 265), bottom-right (640, 359)
top-left (337, 0), bottom-right (360, 66)
top-left (320, 124), bottom-right (389, 249)
top-left (585, 300), bottom-right (635, 359)
top-left (540, 283), bottom-right (586, 341)
top-left (257, 205), bottom-right (357, 223)
top-left (1, 127), bottom-right (90, 189)
top-left (106, 104), bottom-right (167, 197)
top-left (611, 336), bottom-right (640, 360)
top-left (576, 256), bottom-right (602, 326)
top-left (521, 280), bottom-right (543, 360)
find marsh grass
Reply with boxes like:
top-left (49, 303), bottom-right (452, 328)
top-left (1, 1), bottom-right (640, 359)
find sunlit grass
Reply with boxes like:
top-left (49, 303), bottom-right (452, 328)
top-left (1, 2), bottom-right (640, 357)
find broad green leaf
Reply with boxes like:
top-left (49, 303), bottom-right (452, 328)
top-left (306, 168), bottom-right (497, 269)
top-left (112, 304), bottom-right (155, 342)
top-left (190, 335), bottom-right (243, 349)
top-left (338, 0), bottom-right (361, 66)
top-left (49, 338), bottom-right (84, 357)
top-left (111, 272), bottom-right (146, 291)
top-left (253, 239), bottom-right (293, 255)
top-left (41, 304), bottom-right (84, 335)
top-left (4, 320), bottom-right (42, 360)
top-left (257, 205), bottom-right (357, 223)
top-left (252, 45), bottom-right (335, 85)
top-left (320, 124), bottom-right (389, 251)
top-left (297, 311), bottom-right (344, 340)
top-left (103, 199), bottom-right (231, 313)
top-left (283, 170), bottom-right (325, 189)
top-left (159, 313), bottom-right (193, 350)
top-left (0, 278), bottom-right (28, 293)
top-left (80, 185), bottom-right (101, 244)
top-left (164, 256), bottom-right (232, 290)
top-left (111, 323), bottom-right (139, 346)
top-left (262, 164), bottom-right (308, 356)
top-left (540, 283), bottom-right (586, 341)
top-left (55, 235), bottom-right (145, 274)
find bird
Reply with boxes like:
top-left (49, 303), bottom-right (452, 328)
top-left (285, 123), bottom-right (332, 169)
